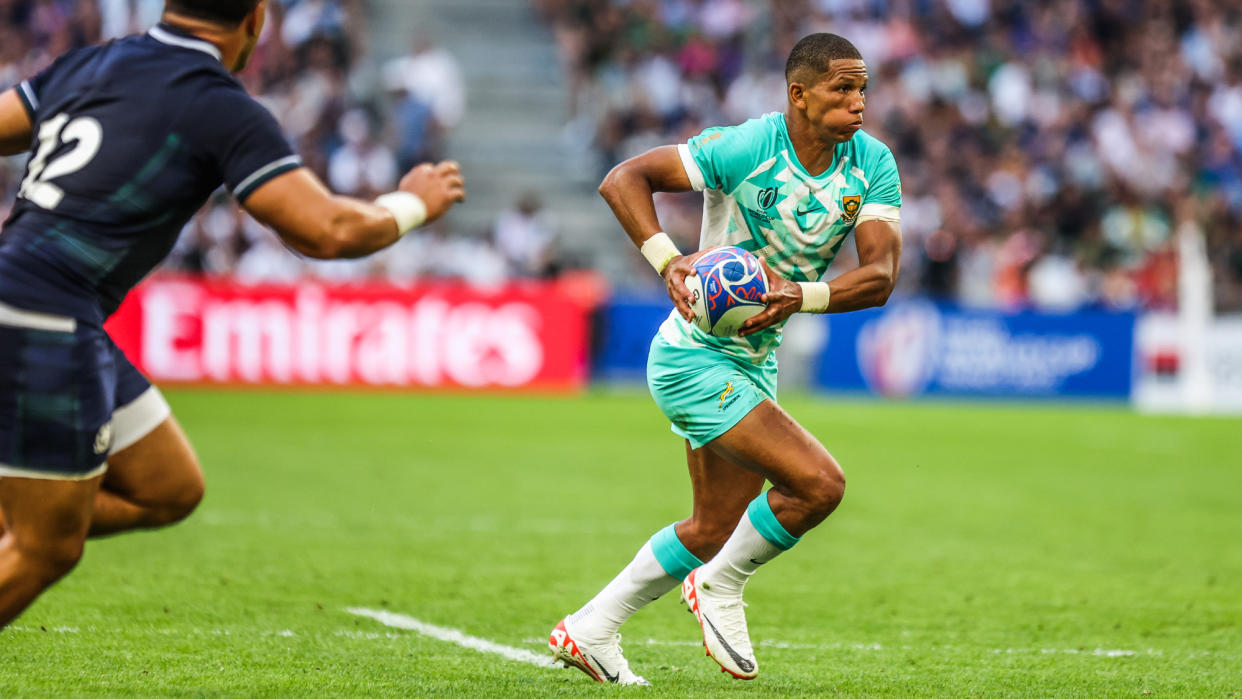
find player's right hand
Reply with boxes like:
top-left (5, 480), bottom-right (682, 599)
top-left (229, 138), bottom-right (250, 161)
top-left (399, 160), bottom-right (466, 224)
top-left (661, 252), bottom-right (702, 322)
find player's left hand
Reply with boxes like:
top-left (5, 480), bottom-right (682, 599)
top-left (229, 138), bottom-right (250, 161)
top-left (662, 249), bottom-right (710, 323)
top-left (399, 160), bottom-right (466, 224)
top-left (738, 258), bottom-right (801, 337)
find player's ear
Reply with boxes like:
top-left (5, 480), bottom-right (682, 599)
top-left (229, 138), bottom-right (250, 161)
top-left (788, 81), bottom-right (807, 110)
top-left (243, 0), bottom-right (267, 40)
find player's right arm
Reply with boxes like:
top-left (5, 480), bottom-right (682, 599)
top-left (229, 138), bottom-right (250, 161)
top-left (598, 145), bottom-right (698, 321)
top-left (243, 161), bottom-right (465, 259)
top-left (197, 83), bottom-right (463, 260)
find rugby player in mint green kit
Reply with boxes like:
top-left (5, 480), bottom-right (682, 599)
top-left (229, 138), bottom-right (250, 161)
top-left (549, 33), bottom-right (902, 684)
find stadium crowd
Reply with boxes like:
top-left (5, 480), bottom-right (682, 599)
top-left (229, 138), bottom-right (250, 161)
top-left (537, 0), bottom-right (1242, 312)
top-left (4, 1), bottom-right (1241, 311)
top-left (0, 0), bottom-right (554, 285)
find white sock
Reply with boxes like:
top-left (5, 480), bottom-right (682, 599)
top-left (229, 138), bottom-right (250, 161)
top-left (696, 509), bottom-right (786, 597)
top-left (568, 541), bottom-right (679, 643)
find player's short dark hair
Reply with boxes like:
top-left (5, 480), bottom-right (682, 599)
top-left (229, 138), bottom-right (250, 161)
top-left (785, 33), bottom-right (863, 84)
top-left (165, 0), bottom-right (261, 26)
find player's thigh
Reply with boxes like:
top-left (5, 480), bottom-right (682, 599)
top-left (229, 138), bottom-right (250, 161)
top-left (101, 348), bottom-right (201, 507)
top-left (708, 399), bottom-right (843, 499)
top-left (682, 439), bottom-right (766, 542)
top-left (0, 475), bottom-right (101, 561)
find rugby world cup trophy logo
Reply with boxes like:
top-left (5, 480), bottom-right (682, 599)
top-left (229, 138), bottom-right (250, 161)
top-left (689, 247), bottom-right (769, 336)
top-left (857, 301), bottom-right (941, 397)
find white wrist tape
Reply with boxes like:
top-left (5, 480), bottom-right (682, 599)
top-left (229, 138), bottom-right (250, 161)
top-left (796, 282), bottom-right (831, 313)
top-left (374, 192), bottom-right (427, 235)
top-left (640, 232), bottom-right (681, 274)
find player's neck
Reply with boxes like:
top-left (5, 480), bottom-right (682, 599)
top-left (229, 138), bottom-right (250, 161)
top-left (160, 12), bottom-right (245, 70)
top-left (784, 111), bottom-right (837, 177)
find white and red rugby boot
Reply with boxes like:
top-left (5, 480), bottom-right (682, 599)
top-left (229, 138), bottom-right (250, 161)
top-left (681, 567), bottom-right (759, 679)
top-left (548, 618), bottom-right (651, 686)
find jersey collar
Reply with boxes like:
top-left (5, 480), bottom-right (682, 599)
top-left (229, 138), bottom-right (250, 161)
top-left (778, 113), bottom-right (845, 181)
top-left (148, 23), bottom-right (224, 63)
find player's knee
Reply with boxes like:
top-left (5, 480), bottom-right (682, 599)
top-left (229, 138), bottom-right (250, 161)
top-left (12, 532), bottom-right (86, 584)
top-left (804, 464), bottom-right (846, 516)
top-left (152, 474), bottom-right (204, 527)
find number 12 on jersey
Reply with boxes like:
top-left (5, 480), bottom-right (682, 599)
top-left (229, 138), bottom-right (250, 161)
top-left (20, 112), bottom-right (103, 210)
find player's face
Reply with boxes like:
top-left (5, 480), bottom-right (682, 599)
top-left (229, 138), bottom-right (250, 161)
top-left (797, 59), bottom-right (868, 144)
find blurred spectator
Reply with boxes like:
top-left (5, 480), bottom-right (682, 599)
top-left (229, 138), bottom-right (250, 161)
top-left (535, 0), bottom-right (1242, 313)
top-left (386, 79), bottom-right (440, 171)
top-left (0, 1), bottom-right (528, 287)
top-left (383, 36), bottom-right (466, 129)
top-left (328, 108), bottom-right (397, 198)
top-left (493, 192), bottom-right (558, 278)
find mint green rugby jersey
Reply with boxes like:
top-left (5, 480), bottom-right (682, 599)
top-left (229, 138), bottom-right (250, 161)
top-left (658, 111), bottom-right (902, 364)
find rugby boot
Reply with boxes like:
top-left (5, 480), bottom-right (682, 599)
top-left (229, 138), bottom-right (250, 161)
top-left (681, 567), bottom-right (758, 679)
top-left (548, 618), bottom-right (651, 685)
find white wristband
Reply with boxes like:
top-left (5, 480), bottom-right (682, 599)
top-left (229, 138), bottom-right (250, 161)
top-left (639, 232), bottom-right (681, 274)
top-left (374, 192), bottom-right (428, 235)
top-left (796, 282), bottom-right (831, 313)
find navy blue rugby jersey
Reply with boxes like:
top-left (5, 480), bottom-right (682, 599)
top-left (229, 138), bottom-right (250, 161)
top-left (0, 23), bottom-right (302, 323)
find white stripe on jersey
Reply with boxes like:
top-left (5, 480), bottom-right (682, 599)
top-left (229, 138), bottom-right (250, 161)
top-left (0, 299), bottom-right (76, 332)
top-left (743, 155), bottom-right (781, 184)
top-left (233, 155), bottom-right (302, 199)
top-left (858, 203), bottom-right (901, 223)
top-left (677, 143), bottom-right (707, 191)
top-left (0, 461), bottom-right (106, 480)
top-left (18, 80), bottom-right (37, 110)
top-left (849, 165), bottom-right (871, 188)
top-left (148, 26), bottom-right (224, 62)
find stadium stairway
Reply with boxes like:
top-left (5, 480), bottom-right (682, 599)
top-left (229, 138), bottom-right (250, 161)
top-left (368, 0), bottom-right (624, 276)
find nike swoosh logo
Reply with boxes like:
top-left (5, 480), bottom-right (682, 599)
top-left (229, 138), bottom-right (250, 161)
top-left (748, 558), bottom-right (767, 565)
top-left (702, 614), bottom-right (756, 673)
top-left (590, 653), bottom-right (620, 683)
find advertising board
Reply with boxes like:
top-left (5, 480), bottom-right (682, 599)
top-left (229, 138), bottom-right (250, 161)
top-left (105, 277), bottom-right (591, 390)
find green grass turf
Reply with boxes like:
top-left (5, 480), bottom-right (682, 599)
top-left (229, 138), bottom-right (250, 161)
top-left (1, 389), bottom-right (1239, 697)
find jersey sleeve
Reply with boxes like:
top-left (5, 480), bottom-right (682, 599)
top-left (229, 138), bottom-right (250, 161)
top-left (858, 141), bottom-right (901, 224)
top-left (16, 51), bottom-right (82, 121)
top-left (191, 85), bottom-right (302, 203)
top-left (678, 117), bottom-right (768, 194)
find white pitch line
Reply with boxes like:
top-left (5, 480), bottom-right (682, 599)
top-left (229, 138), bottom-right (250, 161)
top-left (7, 622), bottom-right (1214, 662)
top-left (522, 636), bottom-right (1188, 657)
top-left (345, 607), bottom-right (558, 669)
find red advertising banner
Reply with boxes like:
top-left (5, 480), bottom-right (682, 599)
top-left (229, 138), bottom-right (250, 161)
top-left (104, 276), bottom-right (592, 391)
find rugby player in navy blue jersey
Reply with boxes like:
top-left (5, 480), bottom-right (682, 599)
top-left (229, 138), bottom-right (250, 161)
top-left (0, 0), bottom-right (465, 628)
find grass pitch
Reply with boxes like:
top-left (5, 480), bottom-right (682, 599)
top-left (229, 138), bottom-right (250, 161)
top-left (2, 389), bottom-right (1239, 697)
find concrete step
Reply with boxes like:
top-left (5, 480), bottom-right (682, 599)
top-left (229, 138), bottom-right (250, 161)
top-left (367, 0), bottom-right (622, 274)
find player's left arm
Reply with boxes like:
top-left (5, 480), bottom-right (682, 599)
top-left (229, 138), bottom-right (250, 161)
top-left (0, 89), bottom-right (33, 155)
top-left (739, 220), bottom-right (900, 335)
top-left (821, 218), bottom-right (901, 311)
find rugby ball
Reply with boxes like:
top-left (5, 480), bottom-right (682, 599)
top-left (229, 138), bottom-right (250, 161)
top-left (685, 246), bottom-right (769, 336)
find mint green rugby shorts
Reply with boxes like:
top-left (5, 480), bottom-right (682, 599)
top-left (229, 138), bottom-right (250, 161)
top-left (646, 332), bottom-right (777, 450)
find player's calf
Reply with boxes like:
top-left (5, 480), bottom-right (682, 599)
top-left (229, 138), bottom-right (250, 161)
top-left (673, 515), bottom-right (741, 562)
top-left (90, 416), bottom-right (204, 536)
top-left (131, 484), bottom-right (203, 529)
